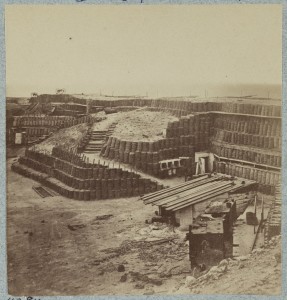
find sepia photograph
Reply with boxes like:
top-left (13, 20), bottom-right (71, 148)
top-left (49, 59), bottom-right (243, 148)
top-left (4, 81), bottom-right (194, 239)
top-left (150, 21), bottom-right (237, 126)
top-left (4, 3), bottom-right (283, 297)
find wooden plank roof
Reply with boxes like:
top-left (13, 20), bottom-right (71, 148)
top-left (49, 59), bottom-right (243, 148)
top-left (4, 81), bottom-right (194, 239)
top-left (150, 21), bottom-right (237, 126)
top-left (141, 173), bottom-right (257, 212)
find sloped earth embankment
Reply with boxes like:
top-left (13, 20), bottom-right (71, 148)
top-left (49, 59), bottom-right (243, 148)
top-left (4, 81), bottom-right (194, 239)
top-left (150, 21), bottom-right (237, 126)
top-left (177, 235), bottom-right (281, 295)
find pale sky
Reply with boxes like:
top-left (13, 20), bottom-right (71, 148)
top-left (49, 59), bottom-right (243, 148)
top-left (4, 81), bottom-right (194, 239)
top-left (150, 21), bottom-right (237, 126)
top-left (5, 4), bottom-right (282, 98)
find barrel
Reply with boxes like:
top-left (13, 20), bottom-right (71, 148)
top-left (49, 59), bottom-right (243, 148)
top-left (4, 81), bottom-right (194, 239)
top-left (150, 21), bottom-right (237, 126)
top-left (128, 152), bottom-right (135, 165)
top-left (135, 151), bottom-right (141, 163)
top-left (79, 190), bottom-right (85, 201)
top-left (148, 142), bottom-right (154, 152)
top-left (103, 146), bottom-right (109, 158)
top-left (115, 138), bottom-right (120, 149)
top-left (269, 172), bottom-right (275, 186)
top-left (107, 189), bottom-right (115, 199)
top-left (119, 140), bottom-right (126, 152)
top-left (84, 190), bottom-right (90, 201)
top-left (106, 137), bottom-right (113, 147)
top-left (147, 152), bottom-right (153, 162)
top-left (123, 152), bottom-right (129, 164)
top-left (137, 142), bottom-right (143, 152)
top-left (96, 188), bottom-right (102, 200)
top-left (142, 142), bottom-right (149, 152)
top-left (131, 142), bottom-right (138, 152)
top-left (114, 178), bottom-right (120, 190)
top-left (141, 152), bottom-right (147, 163)
top-left (107, 178), bottom-right (114, 191)
top-left (125, 141), bottom-right (132, 153)
top-left (111, 137), bottom-right (116, 148)
top-left (119, 151), bottom-right (124, 162)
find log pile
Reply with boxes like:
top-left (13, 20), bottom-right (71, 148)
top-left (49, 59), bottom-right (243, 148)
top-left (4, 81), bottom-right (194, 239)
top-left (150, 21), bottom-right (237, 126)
top-left (12, 147), bottom-right (163, 200)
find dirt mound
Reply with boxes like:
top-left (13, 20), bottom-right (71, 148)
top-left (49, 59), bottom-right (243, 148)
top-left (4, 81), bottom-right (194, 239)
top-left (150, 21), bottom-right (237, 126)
top-left (33, 123), bottom-right (89, 154)
top-left (177, 235), bottom-right (281, 295)
top-left (112, 110), bottom-right (178, 142)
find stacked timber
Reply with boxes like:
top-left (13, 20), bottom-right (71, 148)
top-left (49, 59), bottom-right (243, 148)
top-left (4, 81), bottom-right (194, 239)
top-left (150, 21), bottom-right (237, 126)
top-left (141, 174), bottom-right (256, 213)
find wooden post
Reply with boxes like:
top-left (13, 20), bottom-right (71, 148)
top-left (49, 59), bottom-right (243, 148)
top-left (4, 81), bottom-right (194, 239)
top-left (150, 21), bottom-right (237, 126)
top-left (261, 196), bottom-right (264, 219)
top-left (254, 194), bottom-right (257, 215)
top-left (254, 194), bottom-right (257, 234)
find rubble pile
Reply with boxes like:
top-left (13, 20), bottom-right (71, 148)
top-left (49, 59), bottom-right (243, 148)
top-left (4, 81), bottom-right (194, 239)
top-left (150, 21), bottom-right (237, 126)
top-left (177, 235), bottom-right (281, 295)
top-left (89, 225), bottom-right (191, 291)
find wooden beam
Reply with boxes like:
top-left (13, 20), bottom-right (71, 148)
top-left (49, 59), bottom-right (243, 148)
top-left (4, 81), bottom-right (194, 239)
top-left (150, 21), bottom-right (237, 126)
top-left (144, 176), bottom-right (219, 205)
top-left (163, 182), bottom-right (232, 210)
top-left (141, 175), bottom-right (210, 201)
top-left (167, 184), bottom-right (234, 211)
top-left (152, 180), bottom-right (225, 207)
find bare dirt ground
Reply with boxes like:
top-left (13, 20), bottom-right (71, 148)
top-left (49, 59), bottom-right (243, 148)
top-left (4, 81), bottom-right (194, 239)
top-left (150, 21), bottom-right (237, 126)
top-left (7, 157), bottom-right (282, 297)
top-left (7, 157), bottom-right (192, 296)
top-left (6, 146), bottom-right (282, 297)
top-left (180, 236), bottom-right (282, 295)
top-left (111, 110), bottom-right (178, 141)
top-left (34, 123), bottom-right (89, 154)
top-left (91, 109), bottom-right (178, 143)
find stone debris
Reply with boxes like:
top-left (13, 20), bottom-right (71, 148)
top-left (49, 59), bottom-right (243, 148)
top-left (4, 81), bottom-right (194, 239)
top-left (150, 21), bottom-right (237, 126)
top-left (184, 276), bottom-right (196, 287)
top-left (175, 235), bottom-right (281, 295)
top-left (119, 273), bottom-right (128, 282)
top-left (95, 214), bottom-right (114, 221)
top-left (117, 264), bottom-right (125, 272)
top-left (130, 271), bottom-right (163, 286)
top-left (67, 224), bottom-right (86, 231)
